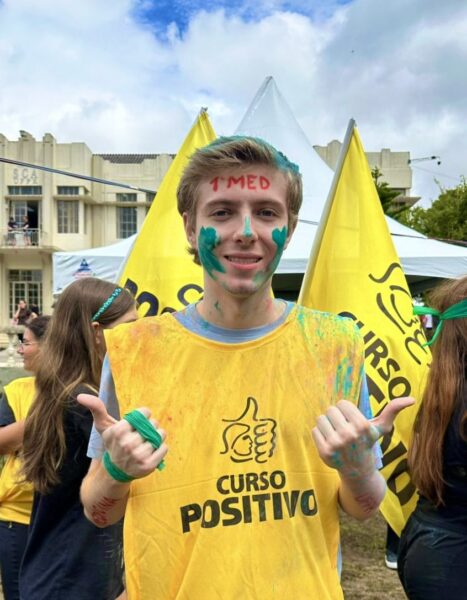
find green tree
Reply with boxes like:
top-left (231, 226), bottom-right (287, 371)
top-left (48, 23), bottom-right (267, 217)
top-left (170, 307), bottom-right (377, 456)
top-left (371, 166), bottom-right (408, 220)
top-left (399, 177), bottom-right (467, 242)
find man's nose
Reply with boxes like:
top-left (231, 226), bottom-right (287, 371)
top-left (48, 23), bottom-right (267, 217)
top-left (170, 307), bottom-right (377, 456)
top-left (233, 216), bottom-right (258, 243)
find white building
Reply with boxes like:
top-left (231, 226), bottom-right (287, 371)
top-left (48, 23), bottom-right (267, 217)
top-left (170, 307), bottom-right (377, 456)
top-left (314, 141), bottom-right (420, 207)
top-left (0, 131), bottom-right (173, 327)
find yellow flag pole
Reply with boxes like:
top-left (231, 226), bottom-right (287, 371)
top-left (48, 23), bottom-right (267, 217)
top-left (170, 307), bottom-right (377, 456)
top-left (298, 118), bottom-right (356, 305)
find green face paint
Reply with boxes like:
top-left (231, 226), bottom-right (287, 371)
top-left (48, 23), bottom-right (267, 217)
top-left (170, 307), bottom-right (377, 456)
top-left (243, 216), bottom-right (253, 238)
top-left (253, 226), bottom-right (288, 285)
top-left (198, 227), bottom-right (225, 279)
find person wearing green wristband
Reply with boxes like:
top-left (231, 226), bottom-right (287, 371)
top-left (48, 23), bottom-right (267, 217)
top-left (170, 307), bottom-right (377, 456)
top-left (79, 136), bottom-right (412, 600)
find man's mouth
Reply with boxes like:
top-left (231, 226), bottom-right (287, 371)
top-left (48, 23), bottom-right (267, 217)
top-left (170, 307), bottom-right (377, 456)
top-left (225, 256), bottom-right (261, 264)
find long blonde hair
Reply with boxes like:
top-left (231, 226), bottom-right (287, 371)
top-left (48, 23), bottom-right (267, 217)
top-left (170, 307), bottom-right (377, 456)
top-left (22, 278), bottom-right (134, 493)
top-left (408, 276), bottom-right (467, 505)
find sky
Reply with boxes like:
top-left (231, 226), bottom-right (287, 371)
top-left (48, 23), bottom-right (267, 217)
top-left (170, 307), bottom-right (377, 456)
top-left (0, 0), bottom-right (465, 205)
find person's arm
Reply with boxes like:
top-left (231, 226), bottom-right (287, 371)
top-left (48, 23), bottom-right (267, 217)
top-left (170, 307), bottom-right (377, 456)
top-left (81, 458), bottom-right (130, 526)
top-left (0, 421), bottom-right (25, 454)
top-left (78, 394), bottom-right (167, 528)
top-left (312, 396), bottom-right (414, 521)
top-left (0, 393), bottom-right (24, 454)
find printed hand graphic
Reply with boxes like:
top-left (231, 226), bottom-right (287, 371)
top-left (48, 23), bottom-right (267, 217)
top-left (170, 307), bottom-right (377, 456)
top-left (221, 397), bottom-right (276, 464)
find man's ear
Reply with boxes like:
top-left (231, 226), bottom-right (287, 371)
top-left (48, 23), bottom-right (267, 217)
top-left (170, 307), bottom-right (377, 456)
top-left (183, 212), bottom-right (197, 248)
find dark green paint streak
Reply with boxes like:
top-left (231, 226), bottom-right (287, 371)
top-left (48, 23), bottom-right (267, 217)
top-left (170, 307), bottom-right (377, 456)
top-left (198, 227), bottom-right (225, 279)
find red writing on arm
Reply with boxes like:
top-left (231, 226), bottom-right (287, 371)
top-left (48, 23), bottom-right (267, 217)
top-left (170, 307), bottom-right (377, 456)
top-left (90, 496), bottom-right (119, 527)
top-left (354, 492), bottom-right (380, 516)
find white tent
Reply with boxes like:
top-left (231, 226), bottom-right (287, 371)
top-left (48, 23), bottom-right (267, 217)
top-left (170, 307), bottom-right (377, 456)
top-left (53, 78), bottom-right (467, 294)
top-left (53, 235), bottom-right (136, 294)
top-left (236, 77), bottom-right (467, 289)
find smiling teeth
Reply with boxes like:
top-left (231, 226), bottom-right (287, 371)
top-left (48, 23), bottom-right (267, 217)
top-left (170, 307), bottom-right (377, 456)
top-left (227, 257), bottom-right (260, 263)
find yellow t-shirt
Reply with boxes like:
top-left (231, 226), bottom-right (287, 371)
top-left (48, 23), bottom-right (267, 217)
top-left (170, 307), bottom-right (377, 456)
top-left (0, 376), bottom-right (35, 524)
top-left (106, 305), bottom-right (364, 600)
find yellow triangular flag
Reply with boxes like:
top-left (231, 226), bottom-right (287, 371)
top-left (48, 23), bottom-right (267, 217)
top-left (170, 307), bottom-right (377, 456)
top-left (299, 119), bottom-right (431, 535)
top-left (120, 109), bottom-right (216, 316)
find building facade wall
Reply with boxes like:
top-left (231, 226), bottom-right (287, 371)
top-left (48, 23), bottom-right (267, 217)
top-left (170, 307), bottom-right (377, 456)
top-left (0, 131), bottom-right (173, 328)
top-left (314, 141), bottom-right (413, 193)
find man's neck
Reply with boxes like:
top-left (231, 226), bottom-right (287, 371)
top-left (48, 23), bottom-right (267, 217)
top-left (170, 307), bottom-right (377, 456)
top-left (197, 289), bottom-right (285, 330)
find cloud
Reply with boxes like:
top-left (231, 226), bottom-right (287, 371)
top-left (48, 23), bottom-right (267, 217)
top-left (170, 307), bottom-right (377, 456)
top-left (0, 0), bottom-right (465, 203)
top-left (132, 0), bottom-right (352, 34)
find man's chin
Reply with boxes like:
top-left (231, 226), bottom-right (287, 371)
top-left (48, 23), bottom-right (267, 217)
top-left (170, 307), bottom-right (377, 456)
top-left (221, 279), bottom-right (270, 298)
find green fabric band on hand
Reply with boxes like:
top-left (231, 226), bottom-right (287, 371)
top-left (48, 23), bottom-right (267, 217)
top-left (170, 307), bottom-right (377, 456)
top-left (102, 410), bottom-right (166, 482)
top-left (123, 409), bottom-right (166, 471)
top-left (103, 450), bottom-right (135, 483)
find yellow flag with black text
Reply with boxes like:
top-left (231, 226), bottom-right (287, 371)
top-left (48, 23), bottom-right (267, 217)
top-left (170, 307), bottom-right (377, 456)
top-left (119, 109), bottom-right (216, 315)
top-left (298, 120), bottom-right (431, 535)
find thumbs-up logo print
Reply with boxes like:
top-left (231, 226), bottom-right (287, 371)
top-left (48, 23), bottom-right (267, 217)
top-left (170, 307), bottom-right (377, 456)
top-left (220, 397), bottom-right (277, 464)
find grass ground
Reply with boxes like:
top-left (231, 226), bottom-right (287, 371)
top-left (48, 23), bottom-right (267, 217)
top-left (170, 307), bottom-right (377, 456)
top-left (0, 367), bottom-right (406, 599)
top-left (341, 510), bottom-right (406, 599)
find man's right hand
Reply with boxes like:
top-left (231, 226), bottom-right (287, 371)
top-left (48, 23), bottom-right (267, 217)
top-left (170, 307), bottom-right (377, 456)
top-left (77, 393), bottom-right (168, 480)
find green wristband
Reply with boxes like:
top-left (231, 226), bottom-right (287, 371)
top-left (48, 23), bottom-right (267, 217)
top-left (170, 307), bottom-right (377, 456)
top-left (123, 409), bottom-right (166, 471)
top-left (102, 451), bottom-right (135, 483)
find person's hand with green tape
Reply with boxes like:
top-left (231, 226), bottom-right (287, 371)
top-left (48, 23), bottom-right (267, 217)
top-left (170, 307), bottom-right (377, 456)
top-left (78, 393), bottom-right (168, 528)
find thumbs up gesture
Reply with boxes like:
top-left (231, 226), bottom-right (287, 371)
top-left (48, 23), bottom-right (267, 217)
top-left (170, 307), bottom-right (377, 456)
top-left (77, 394), bottom-right (168, 480)
top-left (312, 396), bottom-right (415, 478)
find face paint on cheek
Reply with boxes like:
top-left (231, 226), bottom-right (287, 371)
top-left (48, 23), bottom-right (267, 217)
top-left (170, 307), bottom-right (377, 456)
top-left (198, 226), bottom-right (226, 279)
top-left (253, 226), bottom-right (288, 284)
top-left (243, 216), bottom-right (253, 238)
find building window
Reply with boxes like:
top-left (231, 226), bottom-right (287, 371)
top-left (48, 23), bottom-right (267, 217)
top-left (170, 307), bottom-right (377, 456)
top-left (10, 201), bottom-right (28, 223)
top-left (116, 193), bottom-right (137, 202)
top-left (8, 186), bottom-right (42, 195)
top-left (8, 201), bottom-right (40, 242)
top-left (9, 269), bottom-right (42, 318)
top-left (57, 200), bottom-right (79, 233)
top-left (57, 186), bottom-right (80, 195)
top-left (117, 206), bottom-right (137, 238)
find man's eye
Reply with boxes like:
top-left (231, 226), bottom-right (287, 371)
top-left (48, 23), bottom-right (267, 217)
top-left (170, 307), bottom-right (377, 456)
top-left (212, 209), bottom-right (230, 218)
top-left (258, 209), bottom-right (276, 217)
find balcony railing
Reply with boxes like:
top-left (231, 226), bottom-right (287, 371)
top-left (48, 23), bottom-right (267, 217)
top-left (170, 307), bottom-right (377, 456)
top-left (1, 228), bottom-right (46, 247)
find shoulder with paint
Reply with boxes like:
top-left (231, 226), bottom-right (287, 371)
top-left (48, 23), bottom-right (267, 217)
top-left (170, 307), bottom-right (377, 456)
top-left (293, 304), bottom-right (361, 340)
top-left (104, 311), bottom-right (176, 344)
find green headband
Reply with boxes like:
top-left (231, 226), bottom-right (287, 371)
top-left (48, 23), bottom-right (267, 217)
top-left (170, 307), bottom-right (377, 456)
top-left (414, 298), bottom-right (467, 346)
top-left (92, 287), bottom-right (123, 322)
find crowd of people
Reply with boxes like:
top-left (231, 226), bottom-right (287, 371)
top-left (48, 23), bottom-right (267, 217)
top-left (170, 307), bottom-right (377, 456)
top-left (0, 136), bottom-right (465, 599)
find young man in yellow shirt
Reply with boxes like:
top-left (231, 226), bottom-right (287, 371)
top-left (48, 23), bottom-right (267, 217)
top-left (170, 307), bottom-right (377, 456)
top-left (79, 136), bottom-right (412, 599)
